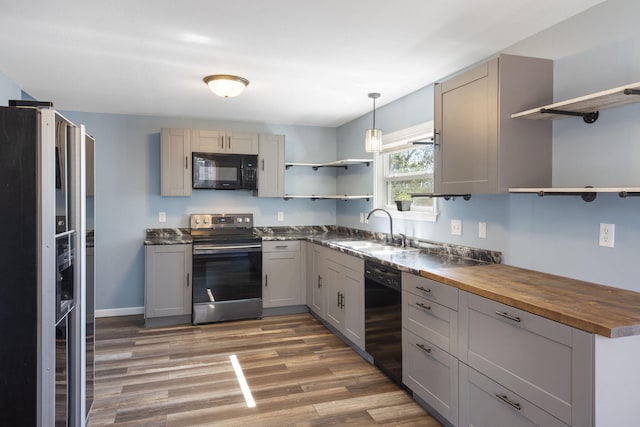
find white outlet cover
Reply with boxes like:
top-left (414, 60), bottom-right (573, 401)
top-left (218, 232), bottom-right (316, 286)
top-left (451, 219), bottom-right (462, 236)
top-left (277, 211), bottom-right (284, 221)
top-left (479, 222), bottom-right (487, 239)
top-left (158, 212), bottom-right (166, 223)
top-left (599, 223), bottom-right (615, 248)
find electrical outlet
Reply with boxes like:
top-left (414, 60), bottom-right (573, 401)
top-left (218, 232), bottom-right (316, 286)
top-left (478, 222), bottom-right (487, 239)
top-left (158, 212), bottom-right (166, 223)
top-left (451, 219), bottom-right (462, 236)
top-left (277, 211), bottom-right (284, 221)
top-left (599, 223), bottom-right (615, 248)
top-left (360, 212), bottom-right (365, 223)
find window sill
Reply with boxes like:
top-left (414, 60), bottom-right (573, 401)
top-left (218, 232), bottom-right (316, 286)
top-left (371, 207), bottom-right (438, 222)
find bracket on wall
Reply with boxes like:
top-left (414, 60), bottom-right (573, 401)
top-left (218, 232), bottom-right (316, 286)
top-left (410, 193), bottom-right (472, 201)
top-left (539, 108), bottom-right (600, 124)
top-left (534, 188), bottom-right (597, 202)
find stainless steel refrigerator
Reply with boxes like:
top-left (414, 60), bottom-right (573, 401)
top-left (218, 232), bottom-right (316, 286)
top-left (0, 102), bottom-right (94, 426)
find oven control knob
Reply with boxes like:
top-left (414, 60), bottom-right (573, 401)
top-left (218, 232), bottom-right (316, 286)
top-left (245, 217), bottom-right (251, 223)
top-left (203, 218), bottom-right (209, 224)
top-left (237, 217), bottom-right (243, 223)
top-left (195, 218), bottom-right (201, 224)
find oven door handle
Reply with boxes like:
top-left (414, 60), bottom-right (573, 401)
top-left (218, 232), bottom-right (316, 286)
top-left (193, 244), bottom-right (262, 255)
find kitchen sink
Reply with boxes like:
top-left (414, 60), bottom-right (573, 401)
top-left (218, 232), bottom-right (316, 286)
top-left (333, 240), bottom-right (419, 255)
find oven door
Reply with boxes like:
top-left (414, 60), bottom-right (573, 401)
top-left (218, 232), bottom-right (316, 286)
top-left (192, 242), bottom-right (262, 324)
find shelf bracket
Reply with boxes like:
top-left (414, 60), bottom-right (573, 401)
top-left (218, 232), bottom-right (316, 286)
top-left (623, 89), bottom-right (640, 96)
top-left (539, 108), bottom-right (599, 124)
top-left (535, 189), bottom-right (597, 202)
top-left (410, 193), bottom-right (471, 201)
top-left (285, 164), bottom-right (293, 170)
top-left (618, 191), bottom-right (640, 198)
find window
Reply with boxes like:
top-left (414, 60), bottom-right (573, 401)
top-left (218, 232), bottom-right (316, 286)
top-left (373, 122), bottom-right (437, 219)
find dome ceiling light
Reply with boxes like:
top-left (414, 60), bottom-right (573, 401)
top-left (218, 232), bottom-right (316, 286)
top-left (203, 74), bottom-right (250, 98)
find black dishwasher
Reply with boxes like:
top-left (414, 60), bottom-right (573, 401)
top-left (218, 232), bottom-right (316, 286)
top-left (364, 260), bottom-right (403, 387)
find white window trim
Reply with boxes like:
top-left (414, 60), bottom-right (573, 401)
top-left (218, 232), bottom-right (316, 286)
top-left (373, 121), bottom-right (438, 222)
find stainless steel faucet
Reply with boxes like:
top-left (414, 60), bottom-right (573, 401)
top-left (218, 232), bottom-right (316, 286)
top-left (366, 208), bottom-right (393, 244)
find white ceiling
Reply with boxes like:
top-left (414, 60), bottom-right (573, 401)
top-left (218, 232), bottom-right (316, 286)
top-left (0, 0), bottom-right (604, 127)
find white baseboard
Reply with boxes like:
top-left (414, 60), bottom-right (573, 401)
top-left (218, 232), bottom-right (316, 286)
top-left (95, 306), bottom-right (144, 318)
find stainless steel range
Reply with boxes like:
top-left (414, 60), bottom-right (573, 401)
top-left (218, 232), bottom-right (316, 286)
top-left (190, 213), bottom-right (262, 324)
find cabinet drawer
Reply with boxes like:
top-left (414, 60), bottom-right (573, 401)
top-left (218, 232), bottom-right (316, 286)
top-left (403, 329), bottom-right (458, 426)
top-left (403, 291), bottom-right (457, 356)
top-left (263, 240), bottom-right (300, 253)
top-left (402, 272), bottom-right (457, 310)
top-left (459, 363), bottom-right (568, 427)
top-left (459, 291), bottom-right (593, 426)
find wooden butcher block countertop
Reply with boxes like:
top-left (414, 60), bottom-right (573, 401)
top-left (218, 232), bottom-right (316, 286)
top-left (420, 263), bottom-right (640, 338)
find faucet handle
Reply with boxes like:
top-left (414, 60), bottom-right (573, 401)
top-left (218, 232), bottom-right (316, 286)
top-left (398, 233), bottom-right (408, 248)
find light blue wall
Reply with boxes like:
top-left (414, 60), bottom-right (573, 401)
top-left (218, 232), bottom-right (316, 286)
top-left (55, 111), bottom-right (338, 310)
top-left (336, 0), bottom-right (640, 292)
top-left (0, 71), bottom-right (21, 105)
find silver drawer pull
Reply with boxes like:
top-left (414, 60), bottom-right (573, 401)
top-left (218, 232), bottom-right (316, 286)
top-left (275, 245), bottom-right (289, 249)
top-left (495, 311), bottom-right (521, 323)
top-left (416, 343), bottom-right (432, 354)
top-left (416, 302), bottom-right (432, 311)
top-left (496, 394), bottom-right (522, 411)
top-left (416, 286), bottom-right (431, 293)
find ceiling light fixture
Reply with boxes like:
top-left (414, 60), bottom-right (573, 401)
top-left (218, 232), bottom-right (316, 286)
top-left (365, 92), bottom-right (382, 153)
top-left (203, 74), bottom-right (249, 98)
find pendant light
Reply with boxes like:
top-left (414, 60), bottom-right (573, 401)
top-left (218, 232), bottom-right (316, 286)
top-left (365, 92), bottom-right (382, 153)
top-left (203, 74), bottom-right (250, 98)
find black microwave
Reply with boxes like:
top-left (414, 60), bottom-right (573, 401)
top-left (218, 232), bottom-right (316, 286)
top-left (192, 152), bottom-right (258, 190)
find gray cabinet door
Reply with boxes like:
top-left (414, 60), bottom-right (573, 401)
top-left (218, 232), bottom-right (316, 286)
top-left (257, 133), bottom-right (285, 197)
top-left (160, 128), bottom-right (191, 196)
top-left (403, 329), bottom-right (458, 425)
top-left (459, 291), bottom-right (593, 426)
top-left (459, 363), bottom-right (569, 427)
top-left (305, 243), bottom-right (325, 317)
top-left (341, 258), bottom-right (364, 350)
top-left (263, 241), bottom-right (302, 308)
top-left (435, 58), bottom-right (498, 195)
top-left (324, 257), bottom-right (344, 330)
top-left (144, 244), bottom-right (192, 318)
top-left (434, 54), bottom-right (553, 195)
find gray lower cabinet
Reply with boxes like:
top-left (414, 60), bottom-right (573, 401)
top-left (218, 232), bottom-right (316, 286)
top-left (262, 241), bottom-right (303, 307)
top-left (459, 363), bottom-right (569, 427)
top-left (458, 291), bottom-right (593, 427)
top-left (434, 54), bottom-right (552, 194)
top-left (144, 244), bottom-right (192, 324)
top-left (323, 250), bottom-right (365, 350)
top-left (305, 242), bottom-right (326, 317)
top-left (402, 272), bottom-right (459, 426)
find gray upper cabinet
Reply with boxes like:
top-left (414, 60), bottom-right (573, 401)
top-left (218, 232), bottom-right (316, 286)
top-left (434, 54), bottom-right (553, 195)
top-left (192, 129), bottom-right (258, 154)
top-left (160, 128), bottom-right (192, 196)
top-left (256, 133), bottom-right (285, 197)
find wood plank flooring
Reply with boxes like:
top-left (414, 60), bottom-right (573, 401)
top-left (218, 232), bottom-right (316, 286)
top-left (88, 313), bottom-right (442, 426)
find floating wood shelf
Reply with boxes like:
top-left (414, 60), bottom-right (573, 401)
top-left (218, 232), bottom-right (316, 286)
top-left (509, 187), bottom-right (640, 202)
top-left (511, 82), bottom-right (640, 123)
top-left (283, 194), bottom-right (372, 201)
top-left (285, 158), bottom-right (372, 170)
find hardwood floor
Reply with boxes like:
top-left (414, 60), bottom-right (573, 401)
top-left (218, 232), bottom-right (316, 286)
top-left (88, 313), bottom-right (442, 426)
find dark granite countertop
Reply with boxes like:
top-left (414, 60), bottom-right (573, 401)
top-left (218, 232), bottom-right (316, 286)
top-left (144, 225), bottom-right (501, 274)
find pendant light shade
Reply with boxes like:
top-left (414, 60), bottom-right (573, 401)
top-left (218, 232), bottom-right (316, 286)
top-left (365, 92), bottom-right (382, 153)
top-left (203, 74), bottom-right (249, 98)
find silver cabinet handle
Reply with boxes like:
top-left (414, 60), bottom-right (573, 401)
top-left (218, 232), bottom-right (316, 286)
top-left (337, 292), bottom-right (341, 308)
top-left (261, 159), bottom-right (265, 171)
top-left (495, 311), bottom-right (521, 323)
top-left (318, 275), bottom-right (322, 288)
top-left (416, 343), bottom-right (432, 354)
top-left (416, 286), bottom-right (431, 293)
top-left (416, 302), bottom-right (431, 311)
top-left (275, 245), bottom-right (289, 249)
top-left (185, 156), bottom-right (188, 169)
top-left (496, 394), bottom-right (521, 411)
top-left (220, 136), bottom-right (224, 150)
top-left (265, 274), bottom-right (268, 287)
top-left (186, 273), bottom-right (190, 287)
top-left (227, 136), bottom-right (231, 150)
top-left (341, 293), bottom-right (345, 309)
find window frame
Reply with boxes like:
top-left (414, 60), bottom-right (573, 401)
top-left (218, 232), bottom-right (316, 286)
top-left (373, 121), bottom-right (437, 222)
